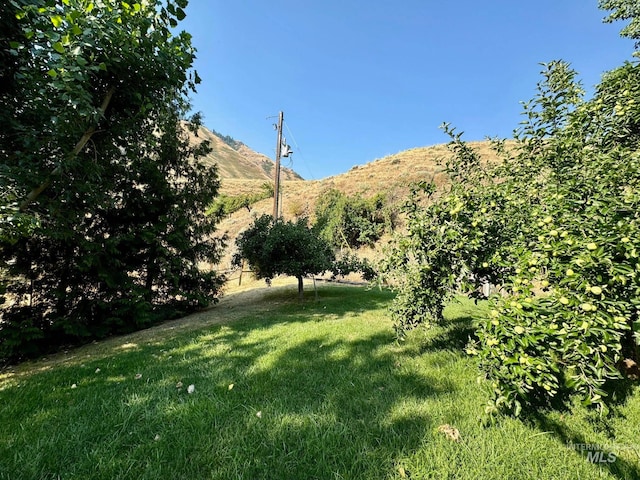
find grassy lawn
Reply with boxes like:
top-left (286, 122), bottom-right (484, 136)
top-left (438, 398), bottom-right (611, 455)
top-left (1, 284), bottom-right (639, 479)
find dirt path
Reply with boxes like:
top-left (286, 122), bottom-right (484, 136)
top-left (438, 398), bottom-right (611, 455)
top-left (146, 276), bottom-right (301, 335)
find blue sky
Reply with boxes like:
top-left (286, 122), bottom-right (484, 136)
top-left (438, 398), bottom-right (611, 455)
top-left (179, 1), bottom-right (635, 180)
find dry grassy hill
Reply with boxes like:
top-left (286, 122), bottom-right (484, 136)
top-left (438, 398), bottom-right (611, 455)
top-left (211, 140), bottom-right (504, 271)
top-left (186, 125), bottom-right (302, 186)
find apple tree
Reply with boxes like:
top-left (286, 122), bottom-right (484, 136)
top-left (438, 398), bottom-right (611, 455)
top-left (381, 7), bottom-right (640, 416)
top-left (234, 215), bottom-right (335, 299)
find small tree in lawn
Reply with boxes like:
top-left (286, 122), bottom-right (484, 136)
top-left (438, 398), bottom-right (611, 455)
top-left (234, 215), bottom-right (334, 299)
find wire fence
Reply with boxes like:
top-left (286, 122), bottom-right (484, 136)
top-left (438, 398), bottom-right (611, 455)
top-left (213, 268), bottom-right (369, 288)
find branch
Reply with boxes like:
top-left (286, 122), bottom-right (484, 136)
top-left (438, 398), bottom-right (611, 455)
top-left (19, 85), bottom-right (116, 212)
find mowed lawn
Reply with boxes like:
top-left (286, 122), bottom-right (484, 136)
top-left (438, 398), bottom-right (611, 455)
top-left (1, 284), bottom-right (639, 480)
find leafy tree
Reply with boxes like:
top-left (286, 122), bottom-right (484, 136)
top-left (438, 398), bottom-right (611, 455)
top-left (0, 1), bottom-right (39, 246)
top-left (600, 0), bottom-right (640, 48)
top-left (234, 215), bottom-right (334, 299)
top-left (381, 7), bottom-right (640, 417)
top-left (315, 189), bottom-right (392, 249)
top-left (0, 0), bottom-right (224, 362)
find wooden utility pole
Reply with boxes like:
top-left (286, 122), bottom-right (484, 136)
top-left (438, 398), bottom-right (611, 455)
top-left (272, 111), bottom-right (284, 219)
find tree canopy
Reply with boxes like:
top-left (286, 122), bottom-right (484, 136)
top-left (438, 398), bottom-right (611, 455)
top-left (381, 4), bottom-right (640, 417)
top-left (0, 0), bottom-right (224, 362)
top-left (234, 215), bottom-right (335, 299)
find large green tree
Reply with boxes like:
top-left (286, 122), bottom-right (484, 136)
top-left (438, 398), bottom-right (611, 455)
top-left (234, 215), bottom-right (334, 299)
top-left (0, 0), bottom-right (224, 361)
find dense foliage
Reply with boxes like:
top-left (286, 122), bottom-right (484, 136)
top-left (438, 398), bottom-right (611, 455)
top-left (234, 214), bottom-right (334, 298)
top-left (382, 8), bottom-right (640, 416)
top-left (206, 183), bottom-right (274, 217)
top-left (0, 0), bottom-right (224, 362)
top-left (315, 189), bottom-right (393, 250)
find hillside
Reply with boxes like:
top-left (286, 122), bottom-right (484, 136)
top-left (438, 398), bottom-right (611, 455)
top-left (186, 125), bottom-right (303, 188)
top-left (211, 140), bottom-right (504, 270)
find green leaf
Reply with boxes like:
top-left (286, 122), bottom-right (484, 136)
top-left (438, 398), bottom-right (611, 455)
top-left (52, 42), bottom-right (65, 53)
top-left (175, 7), bottom-right (186, 20)
top-left (176, 0), bottom-right (188, 8)
top-left (47, 69), bottom-right (58, 78)
top-left (9, 41), bottom-right (20, 49)
top-left (50, 15), bottom-right (63, 28)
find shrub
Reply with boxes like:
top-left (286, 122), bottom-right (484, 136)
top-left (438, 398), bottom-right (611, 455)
top-left (330, 253), bottom-right (378, 282)
top-left (206, 183), bottom-right (274, 216)
top-left (314, 189), bottom-right (393, 249)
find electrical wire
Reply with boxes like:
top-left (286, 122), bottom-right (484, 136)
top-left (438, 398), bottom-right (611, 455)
top-left (283, 120), bottom-right (316, 180)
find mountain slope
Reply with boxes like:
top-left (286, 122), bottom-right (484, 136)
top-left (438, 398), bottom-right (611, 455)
top-left (211, 140), bottom-right (504, 269)
top-left (187, 125), bottom-right (303, 183)
top-left (221, 140), bottom-right (501, 219)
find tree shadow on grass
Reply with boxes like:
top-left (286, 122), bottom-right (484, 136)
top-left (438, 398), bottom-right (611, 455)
top-left (418, 315), bottom-right (477, 353)
top-left (156, 329), bottom-right (449, 480)
top-left (1, 285), bottom-right (445, 479)
top-left (416, 300), bottom-right (482, 354)
top-left (530, 411), bottom-right (640, 480)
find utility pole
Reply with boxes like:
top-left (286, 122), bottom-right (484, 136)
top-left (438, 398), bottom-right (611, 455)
top-left (272, 111), bottom-right (284, 219)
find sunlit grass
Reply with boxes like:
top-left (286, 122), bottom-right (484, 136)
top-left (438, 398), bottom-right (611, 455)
top-left (0, 285), bottom-right (638, 479)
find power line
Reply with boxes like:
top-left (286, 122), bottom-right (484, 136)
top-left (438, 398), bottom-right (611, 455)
top-left (283, 120), bottom-right (316, 180)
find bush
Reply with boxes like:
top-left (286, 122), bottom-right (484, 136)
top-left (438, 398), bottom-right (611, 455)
top-left (314, 189), bottom-right (393, 249)
top-left (330, 253), bottom-right (378, 282)
top-left (206, 183), bottom-right (274, 217)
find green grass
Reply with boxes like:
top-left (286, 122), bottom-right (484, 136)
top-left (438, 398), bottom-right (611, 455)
top-left (1, 285), bottom-right (639, 479)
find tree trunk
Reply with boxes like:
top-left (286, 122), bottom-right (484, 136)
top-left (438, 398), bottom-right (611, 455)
top-left (144, 249), bottom-right (159, 304)
top-left (297, 275), bottom-right (304, 301)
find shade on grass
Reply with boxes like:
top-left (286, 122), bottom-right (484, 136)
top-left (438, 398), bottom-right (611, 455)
top-left (0, 285), bottom-right (638, 479)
